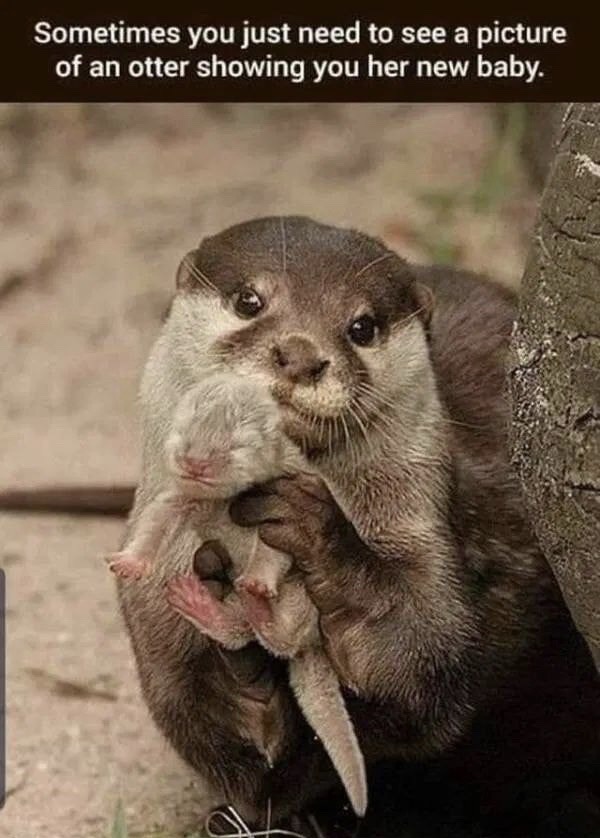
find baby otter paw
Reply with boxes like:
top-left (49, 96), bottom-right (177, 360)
top-left (238, 587), bottom-right (275, 635)
top-left (235, 575), bottom-right (276, 600)
top-left (167, 573), bottom-right (217, 623)
top-left (167, 573), bottom-right (251, 650)
top-left (106, 552), bottom-right (150, 580)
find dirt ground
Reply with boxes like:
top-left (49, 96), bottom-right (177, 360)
top-left (0, 104), bottom-right (538, 838)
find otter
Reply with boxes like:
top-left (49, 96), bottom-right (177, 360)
top-left (107, 372), bottom-right (367, 816)
top-left (105, 373), bottom-right (300, 587)
top-left (2, 216), bottom-right (598, 833)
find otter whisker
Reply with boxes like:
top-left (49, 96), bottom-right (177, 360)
top-left (311, 413), bottom-right (322, 449)
top-left (327, 425), bottom-right (336, 458)
top-left (347, 414), bottom-right (363, 472)
top-left (182, 255), bottom-right (214, 287)
top-left (383, 306), bottom-right (428, 335)
top-left (354, 252), bottom-right (395, 280)
top-left (356, 380), bottom-right (481, 431)
top-left (339, 249), bottom-right (366, 288)
top-left (354, 384), bottom-right (398, 419)
top-left (352, 397), bottom-right (380, 442)
top-left (327, 415), bottom-right (333, 460)
top-left (355, 392), bottom-right (423, 449)
top-left (353, 414), bottom-right (445, 465)
top-left (337, 413), bottom-right (349, 458)
top-left (352, 391), bottom-right (435, 457)
top-left (355, 405), bottom-right (386, 462)
top-left (347, 413), bottom-right (372, 465)
top-left (357, 398), bottom-right (406, 435)
top-left (346, 401), bottom-right (375, 462)
top-left (339, 411), bottom-right (359, 471)
top-left (182, 255), bottom-right (220, 295)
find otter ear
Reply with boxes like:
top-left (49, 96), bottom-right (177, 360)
top-left (175, 249), bottom-right (201, 291)
top-left (414, 282), bottom-right (435, 332)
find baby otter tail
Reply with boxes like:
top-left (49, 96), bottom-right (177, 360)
top-left (288, 648), bottom-right (367, 818)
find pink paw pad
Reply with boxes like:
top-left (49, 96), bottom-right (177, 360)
top-left (238, 588), bottom-right (274, 631)
top-left (166, 573), bottom-right (223, 629)
top-left (107, 552), bottom-right (149, 580)
top-left (236, 576), bottom-right (276, 599)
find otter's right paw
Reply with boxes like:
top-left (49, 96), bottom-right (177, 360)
top-left (106, 552), bottom-right (150, 580)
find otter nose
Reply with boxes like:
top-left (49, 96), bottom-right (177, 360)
top-left (272, 336), bottom-right (330, 385)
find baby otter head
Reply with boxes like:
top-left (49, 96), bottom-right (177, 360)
top-left (165, 374), bottom-right (287, 499)
top-left (171, 216), bottom-right (433, 457)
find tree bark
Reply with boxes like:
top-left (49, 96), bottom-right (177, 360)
top-left (511, 103), bottom-right (600, 670)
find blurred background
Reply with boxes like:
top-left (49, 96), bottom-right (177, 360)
top-left (0, 103), bottom-right (554, 837)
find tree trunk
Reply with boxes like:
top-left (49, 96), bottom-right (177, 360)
top-left (511, 103), bottom-right (600, 670)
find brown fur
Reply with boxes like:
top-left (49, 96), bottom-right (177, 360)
top-left (4, 217), bottom-right (598, 829)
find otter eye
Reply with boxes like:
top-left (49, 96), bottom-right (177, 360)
top-left (234, 286), bottom-right (264, 318)
top-left (348, 314), bottom-right (377, 347)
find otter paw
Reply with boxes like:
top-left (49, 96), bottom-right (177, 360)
top-left (238, 588), bottom-right (275, 632)
top-left (166, 573), bottom-right (225, 629)
top-left (167, 573), bottom-right (251, 650)
top-left (235, 575), bottom-right (276, 600)
top-left (107, 552), bottom-right (150, 580)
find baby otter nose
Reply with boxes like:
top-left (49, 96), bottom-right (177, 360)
top-left (272, 336), bottom-right (330, 385)
top-left (180, 456), bottom-right (222, 482)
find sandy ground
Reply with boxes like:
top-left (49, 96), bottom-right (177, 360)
top-left (0, 104), bottom-right (537, 838)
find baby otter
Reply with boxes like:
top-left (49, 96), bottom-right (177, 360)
top-left (105, 374), bottom-right (295, 590)
top-left (108, 373), bottom-right (367, 815)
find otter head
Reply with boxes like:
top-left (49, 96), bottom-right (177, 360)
top-left (170, 216), bottom-right (433, 458)
top-left (165, 373), bottom-right (287, 499)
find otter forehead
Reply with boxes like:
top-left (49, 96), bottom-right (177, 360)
top-left (180, 215), bottom-right (419, 325)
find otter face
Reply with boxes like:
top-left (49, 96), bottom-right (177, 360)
top-left (165, 374), bottom-right (285, 498)
top-left (171, 216), bottom-right (432, 456)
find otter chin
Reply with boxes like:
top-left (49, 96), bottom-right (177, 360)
top-left (276, 401), bottom-right (339, 455)
top-left (271, 381), bottom-right (353, 454)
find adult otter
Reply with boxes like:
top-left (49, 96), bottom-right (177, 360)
top-left (3, 216), bottom-right (598, 833)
